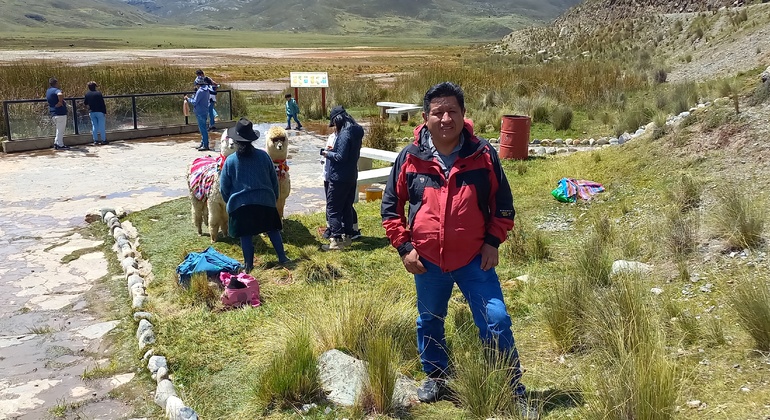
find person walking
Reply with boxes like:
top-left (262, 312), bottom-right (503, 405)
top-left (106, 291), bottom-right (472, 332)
top-left (321, 131), bottom-right (361, 240)
top-left (83, 81), bottom-right (107, 145)
top-left (380, 82), bottom-right (537, 419)
top-left (321, 106), bottom-right (362, 250)
top-left (285, 93), bottom-right (302, 130)
top-left (219, 118), bottom-right (291, 271)
top-left (185, 78), bottom-right (211, 151)
top-left (195, 69), bottom-right (219, 130)
top-left (46, 77), bottom-right (69, 150)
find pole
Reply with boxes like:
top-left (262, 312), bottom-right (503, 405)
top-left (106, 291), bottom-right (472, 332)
top-left (3, 101), bottom-right (11, 141)
top-left (71, 99), bottom-right (79, 135)
top-left (294, 87), bottom-right (299, 105)
top-left (321, 87), bottom-right (326, 117)
top-left (132, 96), bottom-right (138, 130)
top-left (228, 90), bottom-right (233, 121)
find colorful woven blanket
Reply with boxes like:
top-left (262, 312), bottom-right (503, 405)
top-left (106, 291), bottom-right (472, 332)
top-left (551, 177), bottom-right (605, 203)
top-left (189, 155), bottom-right (225, 200)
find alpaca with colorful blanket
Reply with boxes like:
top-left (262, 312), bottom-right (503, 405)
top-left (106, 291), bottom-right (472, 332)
top-left (187, 131), bottom-right (238, 241)
top-left (265, 125), bottom-right (291, 218)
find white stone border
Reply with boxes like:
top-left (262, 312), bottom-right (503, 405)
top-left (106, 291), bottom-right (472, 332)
top-left (97, 209), bottom-right (199, 420)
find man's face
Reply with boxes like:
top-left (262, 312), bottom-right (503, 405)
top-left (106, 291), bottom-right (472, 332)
top-left (423, 95), bottom-right (465, 145)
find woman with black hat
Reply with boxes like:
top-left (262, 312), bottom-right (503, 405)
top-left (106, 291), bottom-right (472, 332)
top-left (220, 118), bottom-right (290, 270)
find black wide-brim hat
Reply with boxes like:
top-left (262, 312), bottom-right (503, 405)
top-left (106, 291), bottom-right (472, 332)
top-left (228, 118), bottom-right (260, 143)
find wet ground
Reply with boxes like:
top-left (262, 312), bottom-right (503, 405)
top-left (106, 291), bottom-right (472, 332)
top-left (0, 126), bottom-right (328, 419)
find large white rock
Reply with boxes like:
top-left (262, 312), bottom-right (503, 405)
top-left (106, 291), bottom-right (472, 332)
top-left (611, 260), bottom-right (653, 276)
top-left (318, 349), bottom-right (366, 406)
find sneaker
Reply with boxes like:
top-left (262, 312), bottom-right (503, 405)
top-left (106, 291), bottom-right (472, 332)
top-left (100, 141), bottom-right (109, 145)
top-left (296, 125), bottom-right (303, 130)
top-left (53, 144), bottom-right (70, 150)
top-left (285, 126), bottom-right (292, 130)
top-left (322, 236), bottom-right (348, 251)
top-left (197, 146), bottom-right (211, 152)
top-left (350, 230), bottom-right (362, 240)
top-left (208, 126), bottom-right (218, 131)
top-left (515, 397), bottom-right (539, 420)
top-left (93, 142), bottom-right (99, 146)
top-left (416, 377), bottom-right (451, 403)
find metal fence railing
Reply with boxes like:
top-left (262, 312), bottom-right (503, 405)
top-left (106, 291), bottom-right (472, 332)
top-left (2, 90), bottom-right (232, 141)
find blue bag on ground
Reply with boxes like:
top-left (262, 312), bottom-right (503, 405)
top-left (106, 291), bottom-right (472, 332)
top-left (176, 246), bottom-right (242, 287)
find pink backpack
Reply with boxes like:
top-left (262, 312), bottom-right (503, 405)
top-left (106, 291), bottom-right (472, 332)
top-left (219, 272), bottom-right (261, 308)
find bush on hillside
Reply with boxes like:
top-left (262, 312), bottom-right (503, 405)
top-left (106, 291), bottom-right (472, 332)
top-left (653, 69), bottom-right (667, 84)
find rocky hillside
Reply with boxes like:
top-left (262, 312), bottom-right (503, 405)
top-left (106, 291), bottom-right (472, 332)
top-left (0, 0), bottom-right (158, 29)
top-left (495, 0), bottom-right (769, 82)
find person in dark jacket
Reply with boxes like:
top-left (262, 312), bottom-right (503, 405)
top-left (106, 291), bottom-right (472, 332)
top-left (83, 81), bottom-right (107, 145)
top-left (380, 82), bottom-right (536, 419)
top-left (321, 106), bottom-right (363, 250)
top-left (219, 118), bottom-right (290, 271)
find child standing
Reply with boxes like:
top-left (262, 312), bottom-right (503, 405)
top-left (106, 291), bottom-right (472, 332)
top-left (285, 93), bottom-right (302, 130)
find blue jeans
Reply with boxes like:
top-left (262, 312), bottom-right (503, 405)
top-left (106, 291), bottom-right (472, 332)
top-left (286, 114), bottom-right (301, 128)
top-left (195, 113), bottom-right (209, 148)
top-left (89, 112), bottom-right (106, 142)
top-left (415, 255), bottom-right (525, 395)
top-left (208, 101), bottom-right (217, 127)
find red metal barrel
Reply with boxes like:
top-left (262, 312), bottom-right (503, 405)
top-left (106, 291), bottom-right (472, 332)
top-left (499, 115), bottom-right (531, 160)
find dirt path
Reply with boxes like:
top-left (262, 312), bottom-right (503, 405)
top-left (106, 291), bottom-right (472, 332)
top-left (0, 129), bottom-right (327, 418)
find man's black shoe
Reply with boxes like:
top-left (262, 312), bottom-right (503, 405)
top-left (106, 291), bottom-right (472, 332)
top-left (197, 146), bottom-right (211, 152)
top-left (416, 377), bottom-right (450, 403)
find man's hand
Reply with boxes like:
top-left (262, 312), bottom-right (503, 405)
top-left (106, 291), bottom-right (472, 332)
top-left (480, 243), bottom-right (499, 271)
top-left (402, 248), bottom-right (426, 274)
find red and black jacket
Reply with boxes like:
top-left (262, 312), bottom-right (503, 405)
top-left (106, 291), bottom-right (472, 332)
top-left (381, 120), bottom-right (515, 273)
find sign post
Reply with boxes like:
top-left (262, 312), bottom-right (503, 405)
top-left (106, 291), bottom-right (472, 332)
top-left (290, 71), bottom-right (329, 117)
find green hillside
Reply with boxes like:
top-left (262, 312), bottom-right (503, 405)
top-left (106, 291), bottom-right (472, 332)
top-left (0, 0), bottom-right (157, 29)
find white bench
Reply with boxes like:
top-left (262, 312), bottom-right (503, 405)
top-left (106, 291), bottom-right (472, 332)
top-left (376, 101), bottom-right (422, 121)
top-left (357, 166), bottom-right (392, 186)
top-left (358, 147), bottom-right (399, 171)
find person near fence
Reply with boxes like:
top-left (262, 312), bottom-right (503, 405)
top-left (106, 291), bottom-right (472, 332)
top-left (380, 82), bottom-right (537, 418)
top-left (83, 81), bottom-right (108, 145)
top-left (219, 118), bottom-right (291, 271)
top-left (321, 106), bottom-right (363, 250)
top-left (46, 77), bottom-right (69, 150)
top-left (195, 69), bottom-right (219, 130)
top-left (284, 93), bottom-right (302, 131)
top-left (185, 78), bottom-right (211, 151)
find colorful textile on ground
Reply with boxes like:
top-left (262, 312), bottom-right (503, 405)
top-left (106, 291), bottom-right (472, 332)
top-left (176, 246), bottom-right (242, 286)
top-left (189, 155), bottom-right (225, 200)
top-left (551, 177), bottom-right (605, 203)
top-left (273, 159), bottom-right (289, 180)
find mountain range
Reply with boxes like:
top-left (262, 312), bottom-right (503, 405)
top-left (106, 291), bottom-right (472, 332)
top-left (6, 0), bottom-right (582, 40)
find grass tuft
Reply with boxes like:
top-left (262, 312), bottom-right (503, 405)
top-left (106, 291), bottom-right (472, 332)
top-left (360, 335), bottom-right (398, 415)
top-left (731, 279), bottom-right (770, 351)
top-left (711, 185), bottom-right (765, 250)
top-left (552, 105), bottom-right (574, 131)
top-left (255, 324), bottom-right (320, 409)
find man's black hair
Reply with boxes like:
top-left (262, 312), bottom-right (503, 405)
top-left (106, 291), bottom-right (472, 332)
top-left (285, 93), bottom-right (292, 98)
top-left (49, 77), bottom-right (58, 87)
top-left (195, 69), bottom-right (204, 76)
top-left (422, 81), bottom-right (465, 113)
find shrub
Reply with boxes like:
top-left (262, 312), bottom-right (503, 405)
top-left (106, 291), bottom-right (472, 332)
top-left (732, 279), bottom-right (770, 351)
top-left (552, 106), bottom-right (573, 131)
top-left (531, 103), bottom-right (551, 124)
top-left (651, 112), bottom-right (668, 140)
top-left (576, 234), bottom-right (613, 287)
top-left (187, 272), bottom-right (220, 308)
top-left (711, 185), bottom-right (765, 249)
top-left (665, 210), bottom-right (697, 259)
top-left (669, 173), bottom-right (702, 213)
top-left (364, 117), bottom-right (397, 151)
top-left (615, 106), bottom-right (653, 136)
top-left (256, 325), bottom-right (321, 409)
top-left (653, 68), bottom-right (667, 84)
top-left (543, 277), bottom-right (592, 352)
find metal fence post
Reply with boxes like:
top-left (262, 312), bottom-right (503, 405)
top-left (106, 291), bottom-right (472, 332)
top-left (3, 101), bottom-right (11, 141)
top-left (132, 96), bottom-right (138, 130)
top-left (71, 99), bottom-right (79, 135)
top-left (228, 91), bottom-right (233, 121)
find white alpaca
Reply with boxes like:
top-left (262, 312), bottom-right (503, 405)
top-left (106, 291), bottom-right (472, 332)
top-left (265, 126), bottom-right (291, 218)
top-left (187, 131), bottom-right (236, 242)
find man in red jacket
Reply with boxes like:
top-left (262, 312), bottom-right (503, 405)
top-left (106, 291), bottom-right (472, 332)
top-left (381, 82), bottom-right (535, 418)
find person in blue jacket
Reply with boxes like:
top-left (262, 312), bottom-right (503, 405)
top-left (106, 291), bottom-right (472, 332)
top-left (320, 106), bottom-right (363, 250)
top-left (285, 93), bottom-right (302, 130)
top-left (46, 77), bottom-right (69, 150)
top-left (185, 78), bottom-right (211, 151)
top-left (219, 118), bottom-right (291, 271)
